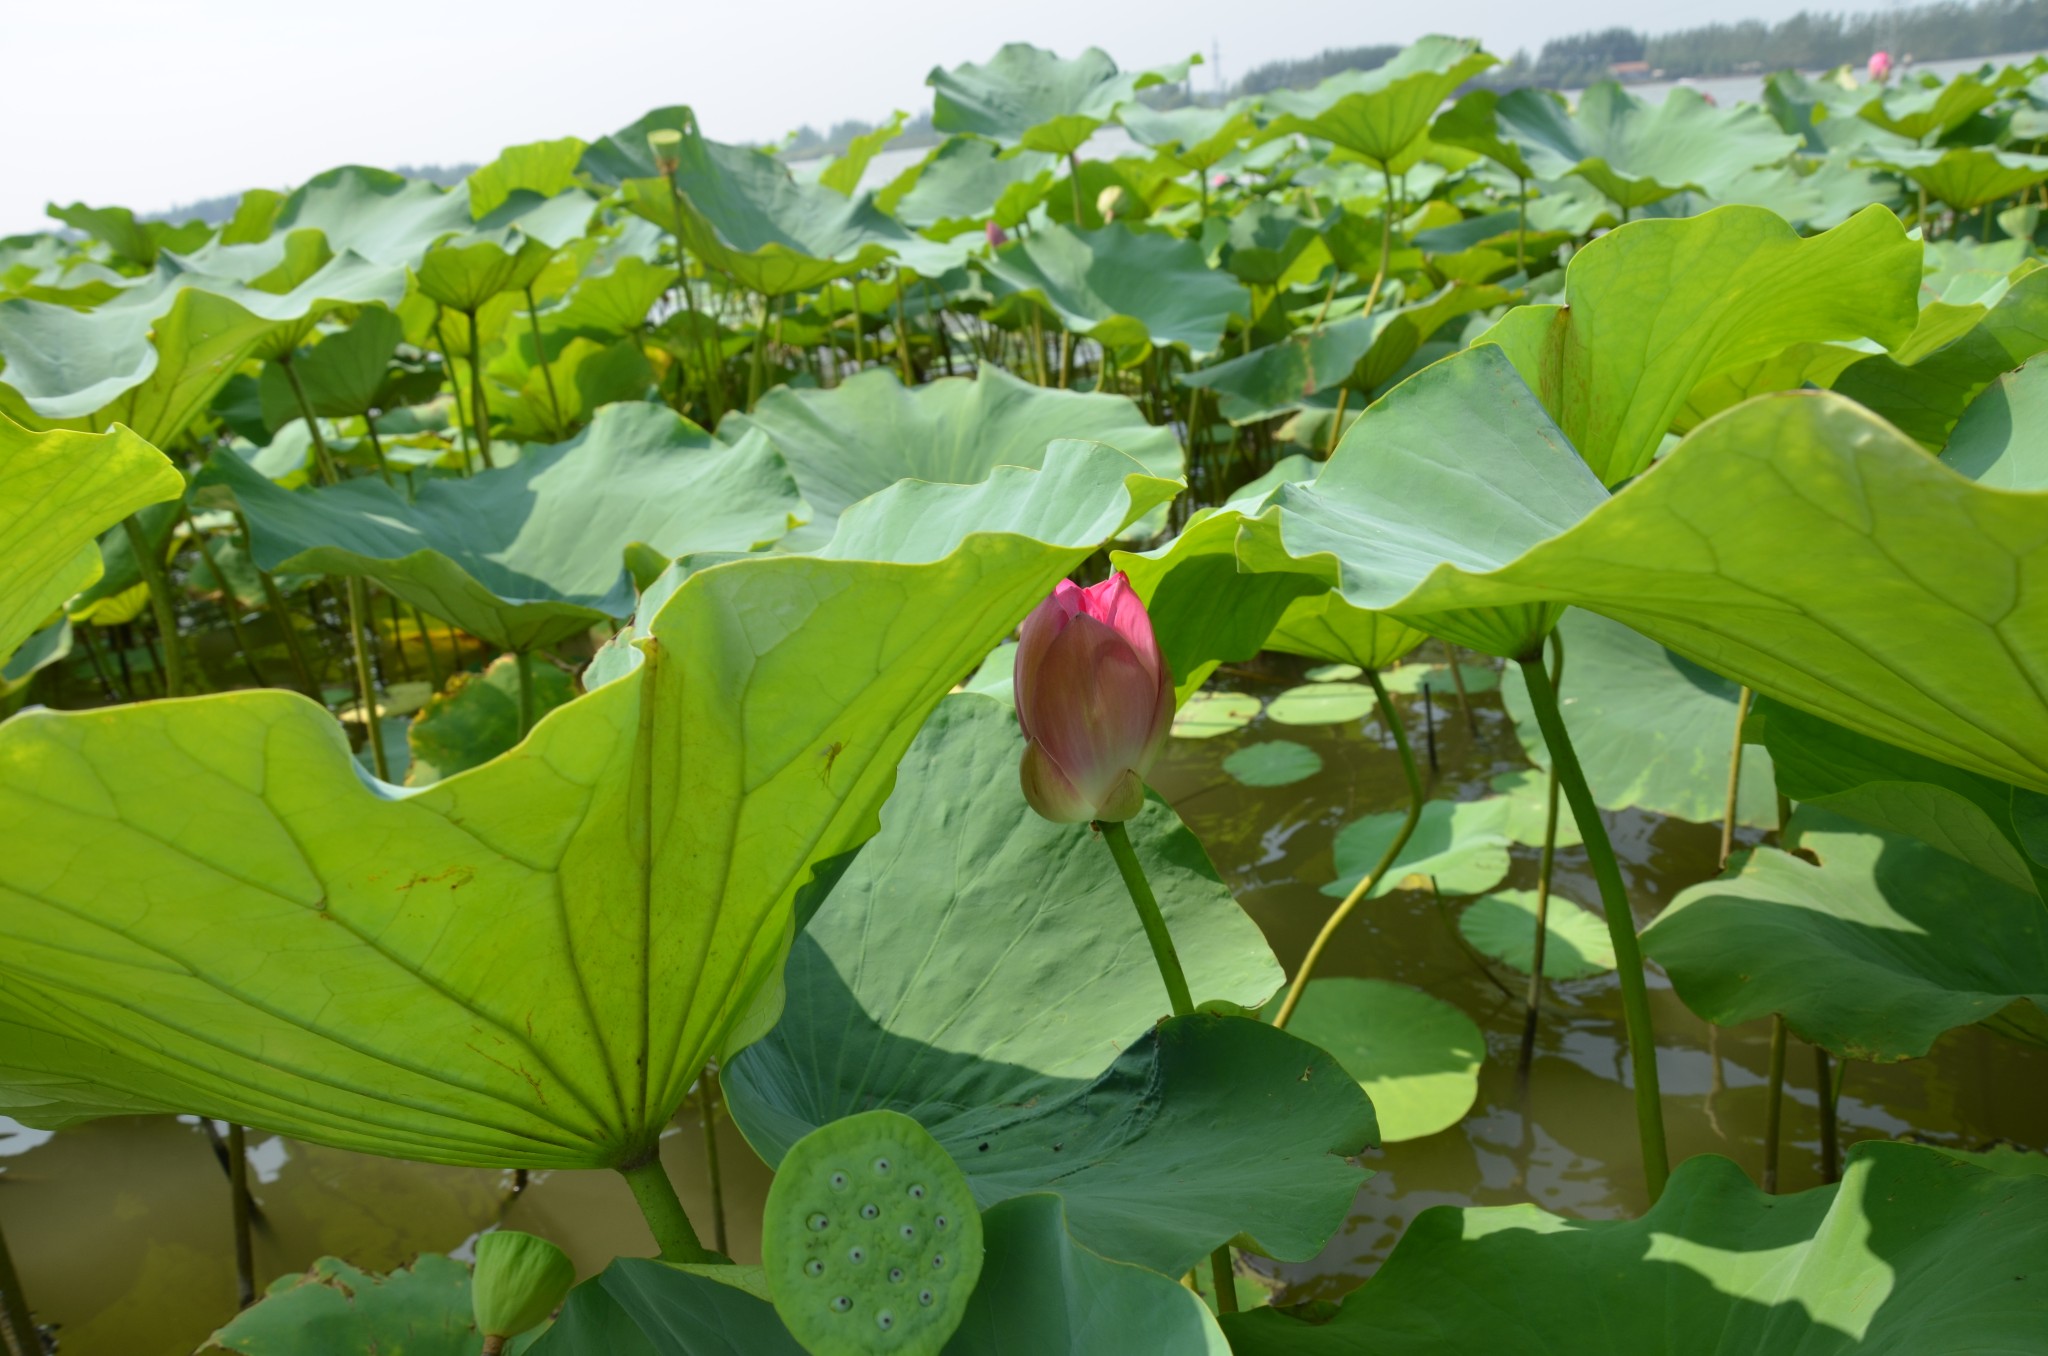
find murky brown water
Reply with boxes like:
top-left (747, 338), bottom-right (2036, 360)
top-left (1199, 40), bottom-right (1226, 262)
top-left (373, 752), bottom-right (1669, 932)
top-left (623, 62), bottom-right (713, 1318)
top-left (7, 655), bottom-right (2045, 1353)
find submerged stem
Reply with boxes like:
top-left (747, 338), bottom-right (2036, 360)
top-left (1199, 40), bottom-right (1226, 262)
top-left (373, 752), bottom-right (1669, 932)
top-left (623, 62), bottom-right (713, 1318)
top-left (0, 1211), bottom-right (37, 1356)
top-left (1516, 648), bottom-right (1670, 1201)
top-left (1719, 686), bottom-right (1755, 867)
top-left (1815, 1046), bottom-right (1840, 1183)
top-left (618, 1154), bottom-right (715, 1263)
top-left (123, 513), bottom-right (185, 699)
top-left (1762, 1014), bottom-right (1787, 1193)
top-left (228, 1122), bottom-right (255, 1308)
top-left (1273, 669), bottom-right (1423, 1029)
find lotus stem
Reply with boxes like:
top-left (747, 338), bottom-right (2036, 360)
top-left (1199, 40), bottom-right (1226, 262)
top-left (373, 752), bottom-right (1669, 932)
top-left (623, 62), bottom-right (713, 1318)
top-left (1515, 173), bottom-right (1528, 273)
top-left (699, 1067), bottom-right (729, 1256)
top-left (749, 290), bottom-right (773, 409)
top-left (1358, 160), bottom-right (1395, 321)
top-left (464, 308), bottom-right (496, 469)
top-left (1066, 151), bottom-right (1086, 222)
top-left (1816, 1046), bottom-right (1840, 1183)
top-left (122, 513), bottom-right (186, 698)
top-left (1719, 686), bottom-right (1755, 867)
top-left (893, 275), bottom-right (914, 385)
top-left (362, 417), bottom-right (394, 487)
top-left (515, 649), bottom-right (537, 739)
top-left (1518, 631), bottom-right (1566, 1080)
top-left (618, 1153), bottom-right (715, 1264)
top-left (1095, 818), bottom-right (1233, 1312)
top-left (1442, 639), bottom-right (1477, 736)
top-left (1517, 647), bottom-right (1670, 1201)
top-left (661, 174), bottom-right (727, 423)
top-left (1762, 1014), bottom-right (1787, 1193)
top-left (1273, 669), bottom-right (1422, 1029)
top-left (228, 1122), bottom-right (255, 1308)
top-left (181, 506), bottom-right (269, 689)
top-left (0, 1213), bottom-right (37, 1356)
top-left (524, 285), bottom-right (564, 432)
top-left (431, 313), bottom-right (475, 475)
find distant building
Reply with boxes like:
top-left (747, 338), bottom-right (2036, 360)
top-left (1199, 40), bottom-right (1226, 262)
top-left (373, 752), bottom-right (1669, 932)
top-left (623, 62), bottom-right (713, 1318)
top-left (1609, 60), bottom-right (1654, 81)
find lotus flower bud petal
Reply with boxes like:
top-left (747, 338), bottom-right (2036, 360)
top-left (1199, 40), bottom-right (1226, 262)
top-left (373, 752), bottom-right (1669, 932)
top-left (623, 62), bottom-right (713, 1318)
top-left (472, 1229), bottom-right (575, 1341)
top-left (986, 220), bottom-right (1009, 247)
top-left (1096, 185), bottom-right (1124, 219)
top-left (1013, 574), bottom-right (1173, 824)
top-left (1868, 50), bottom-right (1892, 80)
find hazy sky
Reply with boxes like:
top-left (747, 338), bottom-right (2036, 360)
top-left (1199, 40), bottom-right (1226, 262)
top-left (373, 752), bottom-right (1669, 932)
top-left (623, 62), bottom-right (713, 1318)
top-left (4, 0), bottom-right (1896, 234)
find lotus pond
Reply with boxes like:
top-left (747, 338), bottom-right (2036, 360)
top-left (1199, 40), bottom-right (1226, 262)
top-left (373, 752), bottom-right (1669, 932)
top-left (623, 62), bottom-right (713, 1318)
top-left (2, 32), bottom-right (2047, 1356)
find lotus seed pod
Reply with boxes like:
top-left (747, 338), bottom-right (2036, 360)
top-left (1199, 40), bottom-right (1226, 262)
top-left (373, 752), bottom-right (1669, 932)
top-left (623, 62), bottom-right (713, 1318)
top-left (762, 1110), bottom-right (982, 1356)
top-left (647, 127), bottom-right (684, 174)
top-left (471, 1230), bottom-right (575, 1347)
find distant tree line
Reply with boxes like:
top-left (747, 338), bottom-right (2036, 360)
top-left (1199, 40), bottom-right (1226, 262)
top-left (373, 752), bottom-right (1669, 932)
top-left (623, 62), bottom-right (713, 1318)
top-left (1236, 45), bottom-right (1405, 94)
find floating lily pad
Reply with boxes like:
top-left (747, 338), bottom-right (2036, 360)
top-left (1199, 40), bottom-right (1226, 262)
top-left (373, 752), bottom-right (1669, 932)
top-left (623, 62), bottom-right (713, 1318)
top-left (1222, 740), bottom-right (1323, 787)
top-left (1173, 690), bottom-right (1261, 739)
top-left (1266, 681), bottom-right (1376, 726)
top-left (1460, 890), bottom-right (1616, 980)
top-left (1325, 799), bottom-right (1513, 900)
top-left (1304, 662), bottom-right (1361, 682)
top-left (1379, 661), bottom-right (1498, 695)
top-left (1264, 978), bottom-right (1484, 1142)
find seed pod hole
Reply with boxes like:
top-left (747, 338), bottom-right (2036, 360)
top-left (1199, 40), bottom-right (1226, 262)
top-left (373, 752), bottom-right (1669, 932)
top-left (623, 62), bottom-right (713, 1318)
top-left (830, 1171), bottom-right (848, 1190)
top-left (873, 1156), bottom-right (892, 1174)
top-left (832, 1296), bottom-right (853, 1313)
top-left (808, 1212), bottom-right (830, 1232)
top-left (889, 1267), bottom-right (905, 1283)
top-left (908, 1183), bottom-right (926, 1200)
top-left (849, 1246), bottom-right (867, 1263)
top-left (877, 1311), bottom-right (896, 1332)
top-left (931, 1253), bottom-right (946, 1270)
top-left (861, 1203), bottom-right (880, 1219)
top-left (899, 1224), bottom-right (917, 1241)
top-left (805, 1259), bottom-right (825, 1277)
top-left (919, 1289), bottom-right (935, 1307)
top-left (935, 1214), bottom-right (949, 1231)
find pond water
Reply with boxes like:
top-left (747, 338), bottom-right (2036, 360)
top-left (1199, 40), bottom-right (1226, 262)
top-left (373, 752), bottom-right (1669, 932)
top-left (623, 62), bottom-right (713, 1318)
top-left (7, 653), bottom-right (2044, 1353)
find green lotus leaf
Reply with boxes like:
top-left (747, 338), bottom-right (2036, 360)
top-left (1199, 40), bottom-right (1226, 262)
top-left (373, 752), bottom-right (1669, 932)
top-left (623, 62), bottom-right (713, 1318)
top-left (1459, 889), bottom-right (1616, 980)
top-left (1861, 145), bottom-right (2048, 210)
top-left (1221, 1142), bottom-right (2048, 1354)
top-left (1325, 798), bottom-right (1513, 900)
top-left (722, 364), bottom-right (1181, 545)
top-left (467, 138), bottom-right (590, 220)
top-left (1222, 739), bottom-right (1323, 787)
top-left (817, 110), bottom-right (908, 196)
top-left (1171, 689), bottom-right (1262, 738)
top-left (1117, 104), bottom-right (1258, 174)
top-left (272, 166), bottom-right (475, 268)
top-left (552, 253), bottom-right (673, 336)
top-left (1261, 978), bottom-right (1484, 1142)
top-left (1829, 263), bottom-right (2048, 450)
top-left (0, 442), bottom-right (1175, 1158)
top-left (1260, 37), bottom-right (1498, 166)
top-left (528, 1259), bottom-right (798, 1355)
top-left (46, 202), bottom-right (211, 270)
top-left (205, 402), bottom-right (803, 653)
top-left (928, 44), bottom-right (1192, 156)
top-left (1266, 681), bottom-right (1376, 725)
top-left (0, 415), bottom-right (183, 667)
top-left (531, 1197), bottom-right (1229, 1356)
top-left (979, 224), bottom-right (1250, 361)
top-left (203, 1253), bottom-right (527, 1355)
top-left (1762, 71), bottom-right (1906, 154)
top-left (488, 335), bottom-right (656, 444)
top-left (1751, 695), bottom-right (2048, 898)
top-left (884, 136), bottom-right (1059, 237)
top-left (1377, 661), bottom-right (1497, 695)
top-left (1858, 73), bottom-right (2000, 141)
top-left (1643, 810), bottom-right (2048, 1062)
top-left (1485, 770), bottom-right (1584, 849)
top-left (613, 111), bottom-right (947, 296)
top-left (407, 654), bottom-right (578, 786)
top-left (1431, 91), bottom-right (1537, 178)
top-left (1179, 281), bottom-right (1508, 423)
top-left (256, 307), bottom-right (406, 429)
top-left (1476, 204), bottom-right (1920, 485)
top-left (1648, 156), bottom-right (1904, 233)
top-left (414, 230), bottom-right (557, 313)
top-left (724, 694), bottom-right (1376, 1275)
top-left (1499, 609), bottom-right (1777, 827)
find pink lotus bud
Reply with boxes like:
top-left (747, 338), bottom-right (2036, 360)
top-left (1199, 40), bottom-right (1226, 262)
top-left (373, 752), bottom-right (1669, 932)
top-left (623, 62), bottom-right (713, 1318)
top-left (986, 220), bottom-right (1009, 248)
top-left (1869, 50), bottom-right (1892, 81)
top-left (1211, 172), bottom-right (1230, 189)
top-left (1013, 575), bottom-right (1175, 824)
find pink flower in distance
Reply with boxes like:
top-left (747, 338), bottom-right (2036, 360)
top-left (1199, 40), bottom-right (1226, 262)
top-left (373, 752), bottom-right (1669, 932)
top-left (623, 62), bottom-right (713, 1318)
top-left (1869, 50), bottom-right (1893, 81)
top-left (986, 220), bottom-right (1009, 247)
top-left (1013, 575), bottom-right (1175, 824)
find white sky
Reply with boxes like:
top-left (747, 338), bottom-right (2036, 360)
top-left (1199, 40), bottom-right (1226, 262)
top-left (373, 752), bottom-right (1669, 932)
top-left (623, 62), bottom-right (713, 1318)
top-left (3, 0), bottom-right (1895, 234)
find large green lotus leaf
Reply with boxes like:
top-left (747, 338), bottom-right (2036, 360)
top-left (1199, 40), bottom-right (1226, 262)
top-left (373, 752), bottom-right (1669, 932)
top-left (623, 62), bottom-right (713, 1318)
top-left (256, 307), bottom-right (405, 428)
top-left (205, 403), bottom-right (804, 653)
top-left (407, 653), bottom-right (579, 787)
top-left (1145, 345), bottom-right (2048, 791)
top-left (1476, 204), bottom-right (1920, 485)
top-left (928, 44), bottom-right (1190, 156)
top-left (1499, 609), bottom-right (1777, 827)
top-left (1857, 73), bottom-right (1999, 141)
top-left (1260, 37), bottom-right (1498, 166)
top-left (1180, 282), bottom-right (1508, 423)
top-left (1261, 978), bottom-right (1483, 1142)
top-left (1861, 145), bottom-right (2048, 210)
top-left (1324, 799), bottom-right (1513, 900)
top-left (1460, 889), bottom-right (1616, 980)
top-left (0, 441), bottom-right (1176, 1158)
top-left (413, 229), bottom-right (556, 313)
top-left (531, 1198), bottom-right (1229, 1356)
top-left (1751, 695), bottom-right (2048, 899)
top-left (724, 695), bottom-right (1375, 1275)
top-left (886, 136), bottom-right (1059, 237)
top-left (722, 364), bottom-right (1182, 543)
top-left (1482, 84), bottom-right (1801, 210)
top-left (615, 111), bottom-right (948, 295)
top-left (1941, 356), bottom-right (2048, 493)
top-left (816, 110), bottom-right (908, 195)
top-left (46, 202), bottom-right (211, 269)
top-left (1221, 1142), bottom-right (2048, 1354)
top-left (1643, 810), bottom-right (2048, 1061)
top-left (488, 336), bottom-right (656, 444)
top-left (0, 415), bottom-right (182, 667)
top-left (1830, 265), bottom-right (2048, 450)
top-left (1432, 90), bottom-right (1537, 178)
top-left (979, 224), bottom-right (1250, 360)
top-left (467, 138), bottom-right (589, 220)
top-left (1117, 104), bottom-right (1257, 174)
top-left (204, 1253), bottom-right (537, 1355)
top-left (272, 166), bottom-right (475, 268)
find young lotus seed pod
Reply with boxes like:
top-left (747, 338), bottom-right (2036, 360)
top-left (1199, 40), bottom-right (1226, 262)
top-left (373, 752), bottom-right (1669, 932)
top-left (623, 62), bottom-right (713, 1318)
top-left (647, 127), bottom-right (684, 175)
top-left (472, 1229), bottom-right (575, 1352)
top-left (762, 1110), bottom-right (983, 1356)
